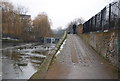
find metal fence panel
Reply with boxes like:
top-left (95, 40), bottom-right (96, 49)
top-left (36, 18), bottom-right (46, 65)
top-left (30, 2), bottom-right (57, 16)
top-left (92, 16), bottom-right (96, 32)
top-left (111, 2), bottom-right (119, 28)
top-left (83, 1), bottom-right (120, 33)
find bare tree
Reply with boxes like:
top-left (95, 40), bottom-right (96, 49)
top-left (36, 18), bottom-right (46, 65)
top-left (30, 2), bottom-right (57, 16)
top-left (2, 1), bottom-right (32, 41)
top-left (33, 13), bottom-right (53, 40)
top-left (16, 5), bottom-right (28, 15)
top-left (66, 18), bottom-right (85, 33)
top-left (2, 1), bottom-right (15, 35)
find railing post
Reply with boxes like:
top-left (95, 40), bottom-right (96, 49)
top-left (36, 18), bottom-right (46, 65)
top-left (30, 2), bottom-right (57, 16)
top-left (118, 0), bottom-right (120, 30)
top-left (100, 10), bottom-right (103, 31)
top-left (109, 3), bottom-right (111, 29)
top-left (95, 15), bottom-right (97, 31)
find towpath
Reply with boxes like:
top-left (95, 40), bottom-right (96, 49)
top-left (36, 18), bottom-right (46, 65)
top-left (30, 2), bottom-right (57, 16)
top-left (45, 34), bottom-right (118, 79)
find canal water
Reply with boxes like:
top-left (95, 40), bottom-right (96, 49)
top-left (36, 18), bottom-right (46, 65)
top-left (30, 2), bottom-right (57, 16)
top-left (2, 43), bottom-right (55, 79)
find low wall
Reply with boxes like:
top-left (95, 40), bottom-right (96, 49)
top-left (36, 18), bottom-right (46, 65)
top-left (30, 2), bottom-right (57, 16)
top-left (79, 29), bottom-right (119, 68)
top-left (29, 31), bottom-right (67, 80)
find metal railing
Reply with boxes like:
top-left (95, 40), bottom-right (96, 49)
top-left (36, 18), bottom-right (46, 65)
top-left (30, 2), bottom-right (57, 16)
top-left (83, 1), bottom-right (120, 33)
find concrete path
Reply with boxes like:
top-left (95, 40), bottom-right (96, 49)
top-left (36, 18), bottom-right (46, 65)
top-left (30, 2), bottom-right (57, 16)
top-left (45, 34), bottom-right (119, 79)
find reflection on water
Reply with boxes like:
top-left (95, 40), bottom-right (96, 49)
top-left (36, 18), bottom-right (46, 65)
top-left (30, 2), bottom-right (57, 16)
top-left (2, 44), bottom-right (55, 79)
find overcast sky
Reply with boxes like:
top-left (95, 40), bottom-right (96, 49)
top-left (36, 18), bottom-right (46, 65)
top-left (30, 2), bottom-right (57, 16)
top-left (9, 0), bottom-right (114, 29)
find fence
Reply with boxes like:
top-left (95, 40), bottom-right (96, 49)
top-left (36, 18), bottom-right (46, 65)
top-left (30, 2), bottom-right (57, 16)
top-left (83, 1), bottom-right (120, 33)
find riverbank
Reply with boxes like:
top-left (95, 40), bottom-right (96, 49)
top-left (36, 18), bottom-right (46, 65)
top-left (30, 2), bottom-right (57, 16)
top-left (29, 31), bottom-right (67, 80)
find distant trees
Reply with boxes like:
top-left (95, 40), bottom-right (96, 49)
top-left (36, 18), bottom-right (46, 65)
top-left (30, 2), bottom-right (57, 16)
top-left (16, 5), bottom-right (28, 15)
top-left (2, 1), bottom-right (16, 35)
top-left (32, 13), bottom-right (53, 40)
top-left (2, 1), bottom-right (53, 42)
top-left (52, 27), bottom-right (65, 37)
top-left (66, 18), bottom-right (84, 33)
top-left (2, 1), bottom-right (29, 38)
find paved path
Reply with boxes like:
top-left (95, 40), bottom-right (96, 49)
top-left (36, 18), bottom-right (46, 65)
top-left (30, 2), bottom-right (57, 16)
top-left (45, 34), bottom-right (118, 79)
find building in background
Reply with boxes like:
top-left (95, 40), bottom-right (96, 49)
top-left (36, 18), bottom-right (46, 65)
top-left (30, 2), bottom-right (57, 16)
top-left (77, 24), bottom-right (83, 34)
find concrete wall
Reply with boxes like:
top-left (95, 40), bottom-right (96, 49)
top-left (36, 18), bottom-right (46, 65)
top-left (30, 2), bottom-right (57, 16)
top-left (79, 29), bottom-right (119, 68)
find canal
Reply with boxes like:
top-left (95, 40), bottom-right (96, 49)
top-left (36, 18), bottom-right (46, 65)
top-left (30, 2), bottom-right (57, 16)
top-left (2, 43), bottom-right (55, 79)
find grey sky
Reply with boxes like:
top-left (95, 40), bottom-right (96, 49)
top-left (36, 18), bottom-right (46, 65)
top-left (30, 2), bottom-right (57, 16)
top-left (9, 0), bottom-right (114, 29)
